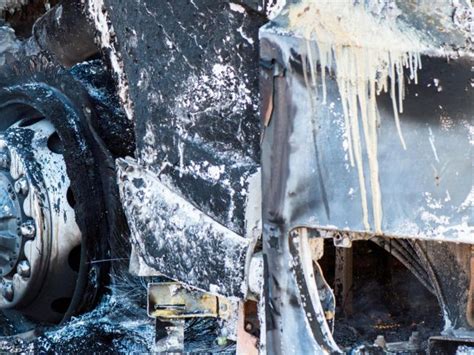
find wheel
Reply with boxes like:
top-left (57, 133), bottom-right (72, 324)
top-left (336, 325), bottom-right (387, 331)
top-left (0, 53), bottom-right (129, 328)
top-left (0, 116), bottom-right (82, 323)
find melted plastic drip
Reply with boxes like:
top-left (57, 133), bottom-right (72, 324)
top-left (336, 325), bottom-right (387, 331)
top-left (289, 1), bottom-right (424, 232)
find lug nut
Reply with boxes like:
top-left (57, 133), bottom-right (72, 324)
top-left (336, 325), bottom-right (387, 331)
top-left (14, 177), bottom-right (29, 195)
top-left (2, 281), bottom-right (13, 301)
top-left (20, 221), bottom-right (35, 239)
top-left (0, 153), bottom-right (9, 169)
top-left (17, 260), bottom-right (30, 278)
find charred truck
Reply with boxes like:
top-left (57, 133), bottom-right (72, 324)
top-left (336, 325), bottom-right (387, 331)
top-left (0, 0), bottom-right (472, 353)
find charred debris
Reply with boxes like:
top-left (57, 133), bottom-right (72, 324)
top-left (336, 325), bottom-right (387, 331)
top-left (0, 0), bottom-right (472, 354)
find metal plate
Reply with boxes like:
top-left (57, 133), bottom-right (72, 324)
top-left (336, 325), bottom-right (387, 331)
top-left (260, 30), bottom-right (473, 243)
top-left (117, 157), bottom-right (251, 299)
top-left (148, 282), bottom-right (222, 319)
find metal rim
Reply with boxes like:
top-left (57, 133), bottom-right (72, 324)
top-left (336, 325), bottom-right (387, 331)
top-left (0, 109), bottom-right (82, 323)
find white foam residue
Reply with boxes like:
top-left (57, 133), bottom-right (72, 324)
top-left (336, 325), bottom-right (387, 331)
top-left (420, 210), bottom-right (450, 225)
top-left (424, 192), bottom-right (443, 210)
top-left (428, 127), bottom-right (440, 163)
top-left (443, 308), bottom-right (453, 333)
top-left (141, 123), bottom-right (159, 166)
top-left (445, 190), bottom-right (452, 202)
top-left (266, 0), bottom-right (287, 20)
top-left (176, 63), bottom-right (253, 119)
top-left (237, 25), bottom-right (255, 45)
top-left (178, 140), bottom-right (185, 178)
top-left (458, 186), bottom-right (474, 212)
top-left (229, 3), bottom-right (245, 13)
top-left (209, 284), bottom-right (221, 295)
top-left (288, 0), bottom-right (427, 233)
top-left (207, 165), bottom-right (224, 181)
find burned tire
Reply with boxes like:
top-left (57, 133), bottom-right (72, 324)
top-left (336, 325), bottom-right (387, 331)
top-left (0, 53), bottom-right (130, 327)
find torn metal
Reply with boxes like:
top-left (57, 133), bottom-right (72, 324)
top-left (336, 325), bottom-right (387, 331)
top-left (117, 157), bottom-right (252, 299)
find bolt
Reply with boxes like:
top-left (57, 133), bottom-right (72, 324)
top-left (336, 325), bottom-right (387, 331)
top-left (219, 302), bottom-right (228, 312)
top-left (334, 235), bottom-right (352, 248)
top-left (0, 153), bottom-right (9, 169)
top-left (324, 310), bottom-right (334, 320)
top-left (2, 281), bottom-right (13, 301)
top-left (14, 177), bottom-right (28, 195)
top-left (245, 321), bottom-right (253, 332)
top-left (20, 221), bottom-right (35, 239)
top-left (17, 260), bottom-right (30, 278)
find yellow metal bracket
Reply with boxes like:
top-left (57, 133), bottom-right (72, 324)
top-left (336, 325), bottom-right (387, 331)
top-left (147, 282), bottom-right (232, 320)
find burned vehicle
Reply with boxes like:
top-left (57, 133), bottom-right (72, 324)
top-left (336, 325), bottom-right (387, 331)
top-left (0, 0), bottom-right (472, 353)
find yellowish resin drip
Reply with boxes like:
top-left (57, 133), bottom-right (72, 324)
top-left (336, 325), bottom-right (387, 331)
top-left (289, 0), bottom-right (424, 233)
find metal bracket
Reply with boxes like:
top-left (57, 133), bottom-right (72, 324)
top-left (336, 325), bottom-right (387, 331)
top-left (147, 282), bottom-right (232, 320)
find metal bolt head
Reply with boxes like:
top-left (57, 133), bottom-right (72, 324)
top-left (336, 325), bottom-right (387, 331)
top-left (244, 321), bottom-right (253, 332)
top-left (17, 260), bottom-right (30, 278)
top-left (216, 336), bottom-right (227, 347)
top-left (2, 281), bottom-right (13, 301)
top-left (14, 177), bottom-right (29, 195)
top-left (0, 153), bottom-right (9, 169)
top-left (20, 221), bottom-right (35, 239)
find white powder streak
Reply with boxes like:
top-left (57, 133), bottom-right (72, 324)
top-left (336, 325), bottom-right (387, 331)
top-left (289, 0), bottom-right (426, 232)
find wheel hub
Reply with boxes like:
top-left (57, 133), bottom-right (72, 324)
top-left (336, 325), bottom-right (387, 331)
top-left (0, 171), bottom-right (23, 278)
top-left (0, 116), bottom-right (82, 322)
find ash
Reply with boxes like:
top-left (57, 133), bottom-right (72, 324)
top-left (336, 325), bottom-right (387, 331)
top-left (0, 274), bottom-right (236, 353)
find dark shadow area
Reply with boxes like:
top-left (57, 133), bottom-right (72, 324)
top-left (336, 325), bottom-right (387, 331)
top-left (3, 0), bottom-right (60, 39)
top-left (320, 240), bottom-right (443, 349)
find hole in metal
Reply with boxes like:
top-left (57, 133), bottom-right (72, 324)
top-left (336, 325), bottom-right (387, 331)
top-left (47, 132), bottom-right (64, 154)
